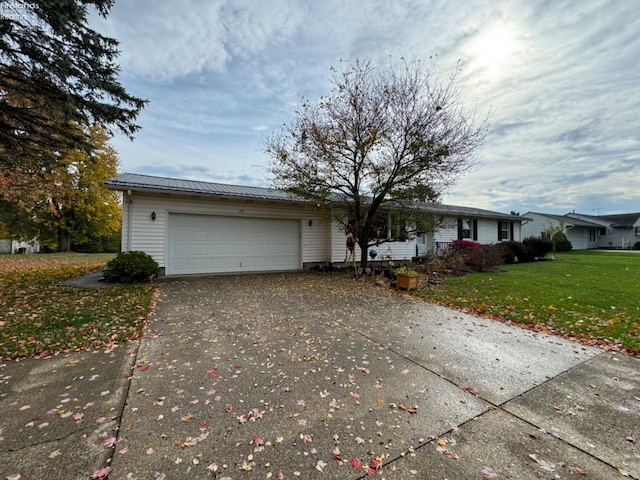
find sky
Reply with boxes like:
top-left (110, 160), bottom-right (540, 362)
top-left (91, 0), bottom-right (640, 216)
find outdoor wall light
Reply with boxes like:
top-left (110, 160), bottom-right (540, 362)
top-left (151, 211), bottom-right (156, 222)
top-left (308, 219), bottom-right (313, 227)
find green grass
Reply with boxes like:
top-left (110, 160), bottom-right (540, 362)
top-left (0, 253), bottom-right (156, 359)
top-left (415, 251), bottom-right (640, 355)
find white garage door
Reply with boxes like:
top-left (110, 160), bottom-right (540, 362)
top-left (168, 214), bottom-right (301, 275)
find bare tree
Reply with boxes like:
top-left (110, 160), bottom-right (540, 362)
top-left (266, 57), bottom-right (488, 270)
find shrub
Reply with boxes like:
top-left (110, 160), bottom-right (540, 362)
top-left (552, 232), bottom-right (573, 252)
top-left (634, 241), bottom-right (640, 251)
top-left (497, 241), bottom-right (533, 263)
top-left (463, 244), bottom-right (503, 272)
top-left (395, 265), bottom-right (418, 277)
top-left (103, 251), bottom-right (160, 283)
top-left (450, 239), bottom-right (482, 253)
top-left (523, 236), bottom-right (554, 259)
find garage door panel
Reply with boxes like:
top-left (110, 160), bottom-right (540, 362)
top-left (168, 214), bottom-right (300, 275)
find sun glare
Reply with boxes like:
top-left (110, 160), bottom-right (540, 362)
top-left (469, 24), bottom-right (518, 79)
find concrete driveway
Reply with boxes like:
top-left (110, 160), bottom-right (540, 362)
top-left (1, 272), bottom-right (638, 479)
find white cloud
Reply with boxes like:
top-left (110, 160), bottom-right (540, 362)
top-left (93, 0), bottom-right (640, 215)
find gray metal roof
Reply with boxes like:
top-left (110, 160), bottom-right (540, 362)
top-left (105, 172), bottom-right (297, 202)
top-left (106, 173), bottom-right (527, 221)
top-left (525, 212), bottom-right (604, 228)
top-left (415, 203), bottom-right (528, 221)
top-left (572, 212), bottom-right (640, 228)
top-left (524, 211), bottom-right (640, 228)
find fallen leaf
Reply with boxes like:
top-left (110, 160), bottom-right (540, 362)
top-left (528, 453), bottom-right (556, 472)
top-left (570, 465), bottom-right (587, 475)
top-left (481, 466), bottom-right (498, 479)
top-left (103, 436), bottom-right (117, 447)
top-left (369, 456), bottom-right (383, 471)
top-left (349, 457), bottom-right (363, 471)
top-left (91, 466), bottom-right (111, 479)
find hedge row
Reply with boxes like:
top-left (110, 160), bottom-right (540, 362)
top-left (451, 236), bottom-right (556, 272)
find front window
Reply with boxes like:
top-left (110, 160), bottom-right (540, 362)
top-left (500, 221), bottom-right (510, 241)
top-left (589, 228), bottom-right (597, 242)
top-left (461, 219), bottom-right (471, 239)
top-left (500, 222), bottom-right (509, 240)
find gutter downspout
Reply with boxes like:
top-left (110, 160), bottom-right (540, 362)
top-left (126, 190), bottom-right (133, 252)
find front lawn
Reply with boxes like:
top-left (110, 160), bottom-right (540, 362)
top-left (0, 253), bottom-right (156, 359)
top-left (415, 251), bottom-right (640, 355)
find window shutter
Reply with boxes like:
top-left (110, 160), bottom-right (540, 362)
top-left (497, 221), bottom-right (502, 241)
top-left (457, 218), bottom-right (463, 240)
top-left (510, 222), bottom-right (514, 241)
top-left (472, 219), bottom-right (478, 241)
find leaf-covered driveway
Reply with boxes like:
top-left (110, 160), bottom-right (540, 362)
top-left (107, 272), bottom-right (636, 479)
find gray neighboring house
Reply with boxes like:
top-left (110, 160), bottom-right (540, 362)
top-left (105, 173), bottom-right (528, 275)
top-left (522, 211), bottom-right (640, 250)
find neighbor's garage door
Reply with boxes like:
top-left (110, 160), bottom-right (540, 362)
top-left (167, 214), bottom-right (301, 275)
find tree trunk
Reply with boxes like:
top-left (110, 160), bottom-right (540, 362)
top-left (58, 228), bottom-right (72, 252)
top-left (358, 228), bottom-right (369, 273)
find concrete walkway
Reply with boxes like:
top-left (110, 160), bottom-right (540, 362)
top-left (1, 272), bottom-right (638, 479)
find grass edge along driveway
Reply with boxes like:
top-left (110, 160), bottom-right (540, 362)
top-left (415, 250), bottom-right (640, 356)
top-left (0, 253), bottom-right (156, 360)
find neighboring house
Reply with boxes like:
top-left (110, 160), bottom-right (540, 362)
top-left (521, 211), bottom-right (640, 250)
top-left (105, 173), bottom-right (529, 276)
top-left (0, 238), bottom-right (40, 254)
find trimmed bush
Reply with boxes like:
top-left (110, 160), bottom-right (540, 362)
top-left (552, 232), bottom-right (573, 252)
top-left (497, 241), bottom-right (533, 263)
top-left (103, 251), bottom-right (160, 283)
top-left (450, 239), bottom-right (482, 253)
top-left (633, 241), bottom-right (640, 251)
top-left (463, 244), bottom-right (503, 272)
top-left (523, 236), bottom-right (554, 259)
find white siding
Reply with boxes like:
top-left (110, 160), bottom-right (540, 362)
top-left (434, 216), bottom-right (522, 247)
top-left (372, 241), bottom-right (415, 261)
top-left (521, 213), bottom-right (562, 239)
top-left (330, 220), bottom-right (360, 262)
top-left (567, 229), bottom-right (588, 250)
top-left (329, 220), bottom-right (416, 262)
top-left (125, 193), bottom-right (329, 270)
top-left (599, 230), bottom-right (635, 249)
top-left (521, 213), bottom-right (595, 249)
top-left (433, 220), bottom-right (457, 243)
top-left (123, 192), bottom-right (529, 269)
top-left (477, 218), bottom-right (499, 243)
top-left (301, 215), bottom-right (329, 263)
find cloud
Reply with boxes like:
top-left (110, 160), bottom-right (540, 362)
top-left (91, 0), bottom-right (640, 216)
